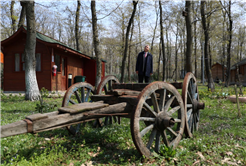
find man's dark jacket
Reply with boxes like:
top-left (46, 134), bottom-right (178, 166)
top-left (136, 51), bottom-right (153, 77)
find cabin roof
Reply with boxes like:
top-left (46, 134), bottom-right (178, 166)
top-left (231, 58), bottom-right (246, 70)
top-left (1, 26), bottom-right (106, 62)
top-left (212, 62), bottom-right (227, 68)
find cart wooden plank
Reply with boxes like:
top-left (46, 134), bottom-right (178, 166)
top-left (58, 102), bottom-right (109, 114)
top-left (1, 120), bottom-right (28, 138)
top-left (26, 113), bottom-right (48, 121)
top-left (109, 89), bottom-right (141, 96)
top-left (112, 82), bottom-right (183, 90)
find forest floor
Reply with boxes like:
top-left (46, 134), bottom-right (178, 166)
top-left (1, 84), bottom-right (246, 165)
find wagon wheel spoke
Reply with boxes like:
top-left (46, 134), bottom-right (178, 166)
top-left (159, 89), bottom-right (166, 112)
top-left (187, 91), bottom-right (193, 104)
top-left (69, 99), bottom-right (77, 105)
top-left (104, 85), bottom-right (108, 94)
top-left (74, 90), bottom-right (82, 103)
top-left (167, 127), bottom-right (178, 137)
top-left (140, 124), bottom-right (154, 137)
top-left (196, 112), bottom-right (200, 122)
top-left (81, 87), bottom-right (85, 102)
top-left (187, 104), bottom-right (192, 108)
top-left (161, 130), bottom-right (170, 147)
top-left (164, 96), bottom-right (175, 112)
top-left (155, 132), bottom-right (161, 152)
top-left (151, 92), bottom-right (160, 113)
top-left (193, 83), bottom-right (197, 98)
top-left (193, 113), bottom-right (198, 130)
top-left (143, 102), bottom-right (157, 117)
top-left (108, 80), bottom-right (112, 91)
top-left (189, 80), bottom-right (194, 98)
top-left (147, 129), bottom-right (157, 149)
top-left (174, 119), bottom-right (182, 123)
top-left (189, 113), bottom-right (193, 132)
top-left (187, 108), bottom-right (192, 121)
top-left (85, 89), bottom-right (91, 102)
top-left (167, 106), bottom-right (180, 116)
top-left (139, 117), bottom-right (156, 122)
top-left (113, 116), bottom-right (117, 123)
top-left (194, 93), bottom-right (198, 100)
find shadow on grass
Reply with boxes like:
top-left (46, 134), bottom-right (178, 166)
top-left (2, 124), bottom-right (143, 165)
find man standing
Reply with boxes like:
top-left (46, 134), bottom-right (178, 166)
top-left (136, 45), bottom-right (153, 83)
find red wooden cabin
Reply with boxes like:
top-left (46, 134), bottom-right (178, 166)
top-left (230, 58), bottom-right (246, 84)
top-left (1, 26), bottom-right (105, 92)
top-left (211, 62), bottom-right (227, 82)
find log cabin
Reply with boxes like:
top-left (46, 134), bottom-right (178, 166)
top-left (1, 26), bottom-right (105, 92)
top-left (230, 58), bottom-right (246, 85)
top-left (211, 62), bottom-right (227, 82)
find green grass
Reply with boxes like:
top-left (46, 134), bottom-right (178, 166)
top-left (1, 85), bottom-right (246, 165)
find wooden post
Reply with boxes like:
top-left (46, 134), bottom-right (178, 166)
top-left (234, 84), bottom-right (242, 118)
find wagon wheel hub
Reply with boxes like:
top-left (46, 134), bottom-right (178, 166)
top-left (192, 99), bottom-right (205, 113)
top-left (155, 112), bottom-right (175, 131)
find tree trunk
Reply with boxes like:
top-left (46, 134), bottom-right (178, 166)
top-left (166, 29), bottom-right (169, 80)
top-left (158, 40), bottom-right (161, 81)
top-left (138, 5), bottom-right (142, 49)
top-left (120, 1), bottom-right (138, 83)
top-left (201, 1), bottom-right (214, 91)
top-left (175, 21), bottom-right (179, 81)
top-left (128, 21), bottom-right (134, 82)
top-left (151, 3), bottom-right (159, 53)
top-left (10, 1), bottom-right (16, 32)
top-left (222, 10), bottom-right (226, 82)
top-left (18, 1), bottom-right (26, 28)
top-left (185, 1), bottom-right (192, 73)
top-left (159, 0), bottom-right (166, 81)
top-left (91, 1), bottom-right (102, 89)
top-left (24, 1), bottom-right (41, 101)
top-left (75, 0), bottom-right (81, 51)
top-left (225, 1), bottom-right (232, 87)
top-left (192, 2), bottom-right (197, 78)
top-left (239, 26), bottom-right (245, 62)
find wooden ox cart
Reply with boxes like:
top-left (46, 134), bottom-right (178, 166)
top-left (1, 72), bottom-right (204, 158)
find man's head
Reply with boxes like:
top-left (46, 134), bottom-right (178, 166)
top-left (144, 45), bottom-right (150, 52)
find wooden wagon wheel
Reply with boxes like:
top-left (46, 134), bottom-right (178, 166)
top-left (182, 72), bottom-right (205, 138)
top-left (62, 82), bottom-right (95, 135)
top-left (94, 75), bottom-right (120, 127)
top-left (131, 82), bottom-right (185, 158)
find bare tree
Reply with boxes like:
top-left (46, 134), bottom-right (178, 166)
top-left (220, 0), bottom-right (233, 87)
top-left (18, 1), bottom-right (26, 28)
top-left (120, 1), bottom-right (138, 83)
top-left (23, 1), bottom-right (41, 101)
top-left (10, 1), bottom-right (17, 32)
top-left (91, 0), bottom-right (102, 89)
top-left (201, 1), bottom-right (215, 91)
top-left (184, 1), bottom-right (193, 73)
top-left (159, 0), bottom-right (166, 81)
top-left (128, 21), bottom-right (134, 82)
top-left (75, 0), bottom-right (81, 51)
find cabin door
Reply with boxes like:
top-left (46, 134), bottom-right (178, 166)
top-left (61, 57), bottom-right (67, 91)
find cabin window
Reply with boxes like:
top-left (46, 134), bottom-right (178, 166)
top-left (62, 58), bottom-right (65, 76)
top-left (15, 53), bottom-right (41, 72)
top-left (15, 54), bottom-right (20, 71)
top-left (36, 53), bottom-right (41, 71)
top-left (55, 55), bottom-right (61, 72)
